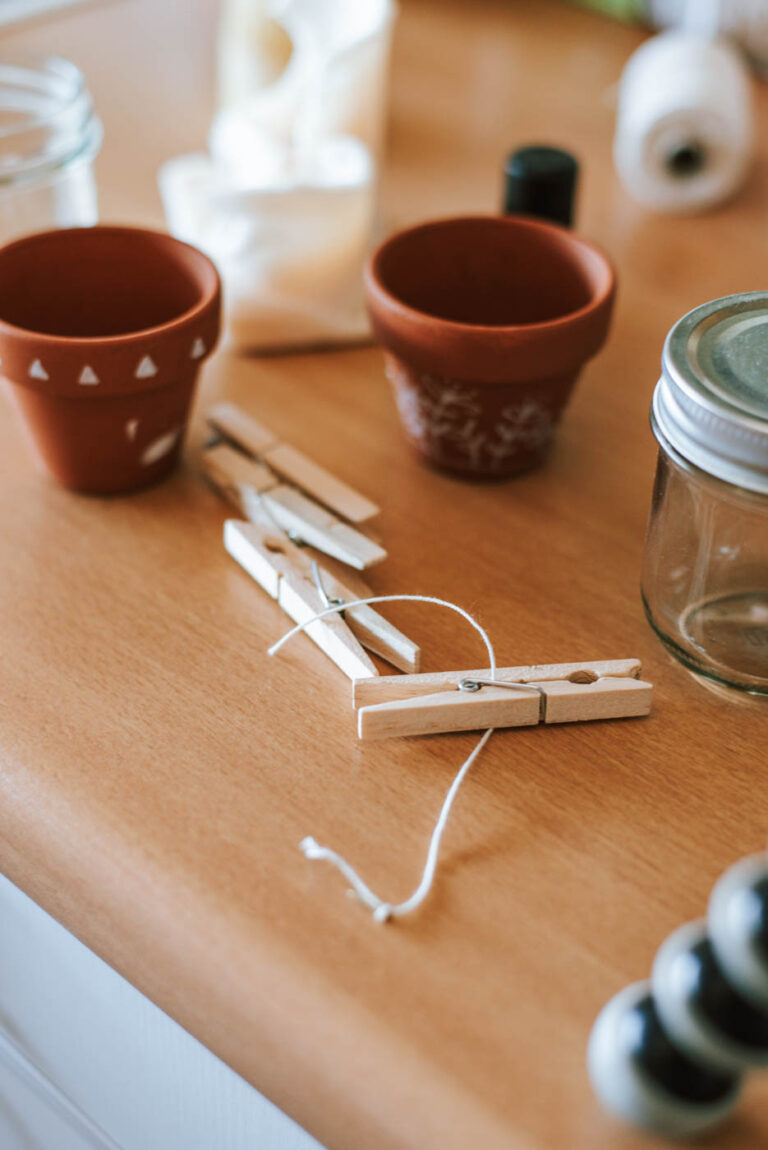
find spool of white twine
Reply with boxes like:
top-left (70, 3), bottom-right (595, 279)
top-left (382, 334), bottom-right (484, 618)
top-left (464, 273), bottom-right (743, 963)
top-left (614, 31), bottom-right (753, 212)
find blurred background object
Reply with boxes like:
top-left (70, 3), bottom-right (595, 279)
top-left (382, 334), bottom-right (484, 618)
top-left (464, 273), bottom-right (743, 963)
top-left (613, 29), bottom-right (753, 211)
top-left (0, 0), bottom-right (93, 28)
top-left (0, 54), bottom-right (101, 243)
top-left (651, 0), bottom-right (768, 73)
top-left (161, 0), bottom-right (396, 353)
top-left (502, 145), bottom-right (579, 226)
top-left (159, 138), bottom-right (374, 352)
top-left (571, 0), bottom-right (645, 18)
top-left (217, 0), bottom-right (396, 156)
top-left (571, 0), bottom-right (768, 73)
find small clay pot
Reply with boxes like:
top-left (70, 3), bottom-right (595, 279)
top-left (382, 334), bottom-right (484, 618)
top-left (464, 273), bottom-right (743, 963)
top-left (364, 215), bottom-right (616, 478)
top-left (0, 225), bottom-right (221, 494)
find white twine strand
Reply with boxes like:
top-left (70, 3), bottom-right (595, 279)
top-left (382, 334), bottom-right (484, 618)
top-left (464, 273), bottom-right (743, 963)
top-left (268, 594), bottom-right (498, 923)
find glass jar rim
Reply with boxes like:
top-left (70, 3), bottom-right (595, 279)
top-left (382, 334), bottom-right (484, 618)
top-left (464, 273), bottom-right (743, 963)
top-left (0, 52), bottom-right (102, 184)
top-left (651, 408), bottom-right (768, 506)
top-left (656, 292), bottom-right (768, 496)
top-left (0, 54), bottom-right (84, 136)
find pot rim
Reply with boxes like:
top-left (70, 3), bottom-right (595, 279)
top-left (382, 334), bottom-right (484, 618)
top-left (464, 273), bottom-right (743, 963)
top-left (364, 213), bottom-right (615, 337)
top-left (0, 223), bottom-right (221, 349)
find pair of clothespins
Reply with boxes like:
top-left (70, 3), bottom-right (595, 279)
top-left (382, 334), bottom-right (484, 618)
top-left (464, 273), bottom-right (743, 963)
top-left (204, 402), bottom-right (420, 679)
top-left (225, 519), bottom-right (419, 678)
top-left (352, 659), bottom-right (653, 740)
top-left (204, 403), bottom-right (386, 570)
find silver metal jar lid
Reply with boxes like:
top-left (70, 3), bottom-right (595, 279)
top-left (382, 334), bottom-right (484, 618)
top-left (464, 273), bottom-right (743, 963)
top-left (653, 291), bottom-right (768, 494)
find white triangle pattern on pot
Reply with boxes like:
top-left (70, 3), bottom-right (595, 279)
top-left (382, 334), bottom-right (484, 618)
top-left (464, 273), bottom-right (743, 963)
top-left (79, 365), bottom-right (100, 385)
top-left (29, 359), bottom-right (49, 381)
top-left (190, 337), bottom-right (206, 360)
top-left (135, 355), bottom-right (158, 379)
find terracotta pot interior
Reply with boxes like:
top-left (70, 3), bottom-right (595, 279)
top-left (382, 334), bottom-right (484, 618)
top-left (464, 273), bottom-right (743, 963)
top-left (373, 218), bottom-right (609, 327)
top-left (0, 228), bottom-right (216, 338)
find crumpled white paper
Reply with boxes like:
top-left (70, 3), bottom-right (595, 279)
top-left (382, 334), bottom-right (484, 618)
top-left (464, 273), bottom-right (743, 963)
top-left (159, 0), bottom-right (395, 352)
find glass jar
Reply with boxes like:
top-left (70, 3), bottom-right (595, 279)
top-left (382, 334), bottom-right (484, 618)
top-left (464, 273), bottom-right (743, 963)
top-left (0, 55), bottom-right (101, 243)
top-left (642, 292), bottom-right (768, 698)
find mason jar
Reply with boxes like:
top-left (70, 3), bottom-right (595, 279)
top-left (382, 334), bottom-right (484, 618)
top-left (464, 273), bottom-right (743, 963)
top-left (642, 293), bottom-right (768, 698)
top-left (0, 55), bottom-right (101, 242)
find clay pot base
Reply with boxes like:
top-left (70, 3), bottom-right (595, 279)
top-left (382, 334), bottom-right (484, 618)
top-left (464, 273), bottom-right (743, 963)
top-left (385, 353), bottom-right (575, 480)
top-left (406, 442), bottom-right (551, 482)
top-left (6, 381), bottom-right (192, 495)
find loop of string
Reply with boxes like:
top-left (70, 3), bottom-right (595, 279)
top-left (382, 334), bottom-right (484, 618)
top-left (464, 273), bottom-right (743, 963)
top-left (310, 559), bottom-right (346, 615)
top-left (268, 594), bottom-right (498, 923)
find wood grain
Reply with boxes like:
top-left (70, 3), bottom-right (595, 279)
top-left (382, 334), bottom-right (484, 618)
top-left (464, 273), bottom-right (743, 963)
top-left (357, 677), bottom-right (653, 739)
top-left (208, 401), bottom-right (279, 456)
top-left (0, 2), bottom-right (767, 1149)
top-left (263, 444), bottom-right (380, 525)
top-left (353, 660), bottom-right (645, 704)
top-left (357, 684), bottom-right (541, 740)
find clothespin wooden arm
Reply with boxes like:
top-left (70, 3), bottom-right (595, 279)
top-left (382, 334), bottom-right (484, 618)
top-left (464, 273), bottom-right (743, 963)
top-left (224, 520), bottom-right (378, 681)
top-left (358, 684), bottom-right (541, 740)
top-left (207, 402), bottom-right (379, 523)
top-left (538, 676), bottom-right (651, 724)
top-left (260, 485), bottom-right (386, 571)
top-left (308, 564), bottom-right (420, 674)
top-left (248, 525), bottom-right (417, 672)
top-left (202, 443), bottom-right (387, 571)
top-left (207, 402), bottom-right (277, 457)
top-left (354, 660), bottom-right (653, 740)
top-left (353, 660), bottom-right (644, 706)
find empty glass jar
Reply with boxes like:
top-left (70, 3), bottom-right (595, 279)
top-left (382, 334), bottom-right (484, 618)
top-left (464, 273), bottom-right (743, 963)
top-left (0, 54), bottom-right (101, 242)
top-left (642, 293), bottom-right (768, 698)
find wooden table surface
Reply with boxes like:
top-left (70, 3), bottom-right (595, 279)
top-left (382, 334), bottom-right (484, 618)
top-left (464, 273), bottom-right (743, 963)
top-left (1, 2), bottom-right (767, 1148)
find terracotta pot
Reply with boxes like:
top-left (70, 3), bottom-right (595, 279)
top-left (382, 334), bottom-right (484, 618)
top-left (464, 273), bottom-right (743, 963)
top-left (0, 225), bottom-right (221, 494)
top-left (364, 215), bottom-right (616, 478)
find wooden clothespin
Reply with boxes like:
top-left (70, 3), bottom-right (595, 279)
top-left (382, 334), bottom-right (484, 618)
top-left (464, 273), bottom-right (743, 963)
top-left (225, 519), bottom-right (420, 678)
top-left (352, 659), bottom-right (653, 740)
top-left (208, 402), bottom-right (379, 524)
top-left (203, 441), bottom-right (386, 571)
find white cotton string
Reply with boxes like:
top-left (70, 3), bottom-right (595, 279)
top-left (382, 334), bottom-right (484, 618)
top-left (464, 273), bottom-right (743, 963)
top-left (267, 594), bottom-right (498, 923)
top-left (268, 594), bottom-right (496, 675)
top-left (300, 728), bottom-right (494, 923)
top-left (614, 19), bottom-right (752, 213)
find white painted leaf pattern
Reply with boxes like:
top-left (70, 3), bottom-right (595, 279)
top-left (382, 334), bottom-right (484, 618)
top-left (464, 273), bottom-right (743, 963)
top-left (141, 427), bottom-right (181, 466)
top-left (387, 364), bottom-right (554, 472)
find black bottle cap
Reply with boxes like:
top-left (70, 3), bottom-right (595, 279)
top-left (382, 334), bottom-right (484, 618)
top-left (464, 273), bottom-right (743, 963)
top-left (503, 145), bottom-right (579, 228)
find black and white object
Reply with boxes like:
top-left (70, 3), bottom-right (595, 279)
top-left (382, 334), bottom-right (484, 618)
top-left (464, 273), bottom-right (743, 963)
top-left (588, 980), bottom-right (742, 1138)
top-left (710, 854), bottom-right (768, 1011)
top-left (589, 853), bottom-right (768, 1138)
